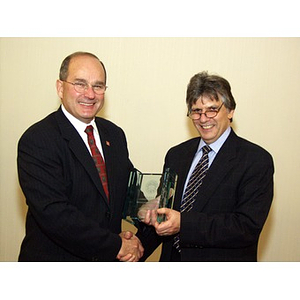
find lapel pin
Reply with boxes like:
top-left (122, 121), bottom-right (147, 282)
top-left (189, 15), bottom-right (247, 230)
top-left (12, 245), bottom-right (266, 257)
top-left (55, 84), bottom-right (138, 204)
top-left (106, 141), bottom-right (110, 147)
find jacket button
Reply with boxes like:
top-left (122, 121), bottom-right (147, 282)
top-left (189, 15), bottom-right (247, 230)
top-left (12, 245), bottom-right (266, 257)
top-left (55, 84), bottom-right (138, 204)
top-left (105, 212), bottom-right (111, 219)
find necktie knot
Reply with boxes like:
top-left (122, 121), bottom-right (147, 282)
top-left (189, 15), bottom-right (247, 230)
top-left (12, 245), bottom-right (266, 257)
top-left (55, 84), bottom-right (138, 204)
top-left (202, 145), bottom-right (211, 155)
top-left (85, 125), bottom-right (93, 134)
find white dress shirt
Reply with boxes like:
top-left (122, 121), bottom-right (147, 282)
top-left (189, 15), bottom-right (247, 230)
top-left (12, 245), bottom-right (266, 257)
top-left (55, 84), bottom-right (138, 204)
top-left (61, 105), bottom-right (105, 159)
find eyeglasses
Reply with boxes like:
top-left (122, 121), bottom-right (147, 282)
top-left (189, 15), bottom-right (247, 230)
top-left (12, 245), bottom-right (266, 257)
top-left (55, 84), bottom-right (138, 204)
top-left (63, 80), bottom-right (107, 95)
top-left (187, 102), bottom-right (224, 120)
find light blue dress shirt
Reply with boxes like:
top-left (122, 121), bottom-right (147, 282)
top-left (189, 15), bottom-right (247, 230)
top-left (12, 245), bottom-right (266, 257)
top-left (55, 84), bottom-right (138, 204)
top-left (182, 127), bottom-right (232, 197)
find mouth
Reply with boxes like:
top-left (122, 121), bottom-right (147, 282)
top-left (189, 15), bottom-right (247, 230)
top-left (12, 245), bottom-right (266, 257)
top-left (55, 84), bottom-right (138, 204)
top-left (201, 124), bottom-right (214, 130)
top-left (78, 101), bottom-right (95, 107)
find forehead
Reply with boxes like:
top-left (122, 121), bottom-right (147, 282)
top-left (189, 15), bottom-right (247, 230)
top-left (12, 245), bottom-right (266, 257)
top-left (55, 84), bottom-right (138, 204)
top-left (68, 55), bottom-right (105, 80)
top-left (192, 95), bottom-right (221, 108)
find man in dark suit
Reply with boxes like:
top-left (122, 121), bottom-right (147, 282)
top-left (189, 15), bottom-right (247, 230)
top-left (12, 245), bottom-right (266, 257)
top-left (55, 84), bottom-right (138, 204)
top-left (138, 71), bottom-right (274, 261)
top-left (17, 52), bottom-right (143, 261)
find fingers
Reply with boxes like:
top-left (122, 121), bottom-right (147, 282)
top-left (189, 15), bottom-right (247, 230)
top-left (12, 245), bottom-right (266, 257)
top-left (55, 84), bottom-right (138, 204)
top-left (143, 210), bottom-right (151, 224)
top-left (141, 208), bottom-right (168, 226)
top-left (153, 209), bottom-right (181, 236)
top-left (117, 253), bottom-right (134, 262)
top-left (139, 204), bottom-right (178, 235)
top-left (150, 209), bottom-right (158, 226)
top-left (137, 197), bottom-right (160, 221)
top-left (140, 209), bottom-right (155, 226)
top-left (117, 233), bottom-right (144, 262)
top-left (156, 207), bottom-right (168, 215)
top-left (120, 231), bottom-right (134, 239)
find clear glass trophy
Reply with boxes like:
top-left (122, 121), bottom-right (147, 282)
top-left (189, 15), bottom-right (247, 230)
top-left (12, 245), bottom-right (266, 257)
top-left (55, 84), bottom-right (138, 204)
top-left (123, 168), bottom-right (177, 226)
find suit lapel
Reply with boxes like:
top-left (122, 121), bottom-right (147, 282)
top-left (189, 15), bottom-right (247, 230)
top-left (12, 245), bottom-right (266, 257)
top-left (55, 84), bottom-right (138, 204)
top-left (55, 108), bottom-right (109, 205)
top-left (194, 130), bottom-right (238, 212)
top-left (173, 138), bottom-right (200, 211)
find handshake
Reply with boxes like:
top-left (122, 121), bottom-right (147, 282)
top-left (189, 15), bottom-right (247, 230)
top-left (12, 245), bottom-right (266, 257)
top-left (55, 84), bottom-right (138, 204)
top-left (117, 231), bottom-right (144, 262)
top-left (116, 198), bottom-right (160, 262)
top-left (117, 196), bottom-right (180, 262)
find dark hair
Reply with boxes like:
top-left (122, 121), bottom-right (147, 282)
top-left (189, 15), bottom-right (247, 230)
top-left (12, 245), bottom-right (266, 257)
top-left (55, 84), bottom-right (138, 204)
top-left (59, 51), bottom-right (107, 83)
top-left (186, 71), bottom-right (236, 117)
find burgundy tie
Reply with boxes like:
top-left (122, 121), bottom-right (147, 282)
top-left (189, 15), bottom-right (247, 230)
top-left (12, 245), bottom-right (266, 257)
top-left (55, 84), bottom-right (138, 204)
top-left (85, 125), bottom-right (109, 200)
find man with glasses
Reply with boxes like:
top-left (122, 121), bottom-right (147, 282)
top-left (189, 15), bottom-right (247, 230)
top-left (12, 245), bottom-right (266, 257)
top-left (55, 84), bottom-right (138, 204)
top-left (17, 52), bottom-right (143, 261)
top-left (138, 71), bottom-right (274, 261)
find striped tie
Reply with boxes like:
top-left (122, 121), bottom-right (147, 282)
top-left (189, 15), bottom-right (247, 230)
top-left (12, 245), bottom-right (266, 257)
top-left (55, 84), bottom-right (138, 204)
top-left (174, 145), bottom-right (211, 252)
top-left (85, 125), bottom-right (109, 200)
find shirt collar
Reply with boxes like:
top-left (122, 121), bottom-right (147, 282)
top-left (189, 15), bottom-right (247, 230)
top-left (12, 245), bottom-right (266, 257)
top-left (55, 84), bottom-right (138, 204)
top-left (198, 126), bottom-right (231, 154)
top-left (61, 104), bottom-right (96, 132)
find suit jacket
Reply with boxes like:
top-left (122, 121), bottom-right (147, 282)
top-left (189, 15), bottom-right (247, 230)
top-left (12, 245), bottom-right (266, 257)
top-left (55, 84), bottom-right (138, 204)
top-left (138, 129), bottom-right (274, 261)
top-left (18, 107), bottom-right (133, 261)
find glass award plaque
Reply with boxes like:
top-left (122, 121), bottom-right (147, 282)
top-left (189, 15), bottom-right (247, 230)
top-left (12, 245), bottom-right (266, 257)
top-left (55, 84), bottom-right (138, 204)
top-left (123, 168), bottom-right (177, 226)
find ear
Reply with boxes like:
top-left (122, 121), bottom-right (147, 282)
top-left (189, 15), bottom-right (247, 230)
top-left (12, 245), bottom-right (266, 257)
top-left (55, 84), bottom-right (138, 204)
top-left (56, 80), bottom-right (64, 99)
top-left (228, 109), bottom-right (235, 121)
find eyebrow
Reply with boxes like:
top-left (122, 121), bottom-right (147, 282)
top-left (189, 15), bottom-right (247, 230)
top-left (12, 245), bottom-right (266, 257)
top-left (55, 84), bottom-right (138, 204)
top-left (74, 78), bottom-right (105, 85)
top-left (191, 104), bottom-right (219, 111)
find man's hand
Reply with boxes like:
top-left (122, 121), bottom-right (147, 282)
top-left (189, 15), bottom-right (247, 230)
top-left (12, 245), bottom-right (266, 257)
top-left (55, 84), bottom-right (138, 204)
top-left (117, 231), bottom-right (144, 262)
top-left (147, 208), bottom-right (180, 236)
top-left (137, 197), bottom-right (160, 221)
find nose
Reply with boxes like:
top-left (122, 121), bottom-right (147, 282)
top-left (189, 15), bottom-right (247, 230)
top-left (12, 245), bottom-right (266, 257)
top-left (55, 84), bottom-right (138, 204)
top-left (84, 85), bottom-right (96, 98)
top-left (198, 113), bottom-right (210, 122)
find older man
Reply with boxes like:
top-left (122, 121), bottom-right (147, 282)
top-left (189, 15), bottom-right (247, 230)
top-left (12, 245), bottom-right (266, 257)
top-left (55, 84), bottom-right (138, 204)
top-left (18, 52), bottom-right (143, 261)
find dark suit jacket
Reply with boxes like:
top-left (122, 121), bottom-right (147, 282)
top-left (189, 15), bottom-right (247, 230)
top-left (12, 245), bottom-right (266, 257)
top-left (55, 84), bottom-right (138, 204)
top-left (18, 107), bottom-right (133, 261)
top-left (138, 129), bottom-right (274, 261)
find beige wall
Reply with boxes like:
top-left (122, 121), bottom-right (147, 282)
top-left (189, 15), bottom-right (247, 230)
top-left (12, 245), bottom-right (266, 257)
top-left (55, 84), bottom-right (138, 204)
top-left (1, 37), bottom-right (299, 261)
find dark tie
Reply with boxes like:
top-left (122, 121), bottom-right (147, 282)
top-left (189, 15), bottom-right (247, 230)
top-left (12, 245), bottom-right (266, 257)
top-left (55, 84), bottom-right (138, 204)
top-left (85, 125), bottom-right (109, 200)
top-left (173, 145), bottom-right (211, 252)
